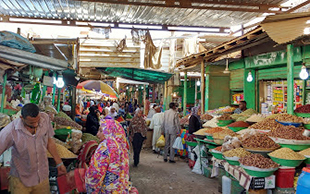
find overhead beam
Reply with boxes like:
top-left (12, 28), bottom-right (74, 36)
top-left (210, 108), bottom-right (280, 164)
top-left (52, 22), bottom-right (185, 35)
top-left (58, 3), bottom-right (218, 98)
top-left (286, 0), bottom-right (310, 13)
top-left (70, 0), bottom-right (283, 13)
top-left (0, 16), bottom-right (230, 34)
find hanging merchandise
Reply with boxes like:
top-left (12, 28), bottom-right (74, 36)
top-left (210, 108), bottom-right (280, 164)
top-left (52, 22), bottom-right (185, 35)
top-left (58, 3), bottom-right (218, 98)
top-left (30, 82), bottom-right (42, 104)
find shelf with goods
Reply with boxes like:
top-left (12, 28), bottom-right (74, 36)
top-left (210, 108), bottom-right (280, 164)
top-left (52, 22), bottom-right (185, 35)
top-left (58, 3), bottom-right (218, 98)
top-left (230, 89), bottom-right (244, 106)
top-left (260, 80), bottom-right (303, 114)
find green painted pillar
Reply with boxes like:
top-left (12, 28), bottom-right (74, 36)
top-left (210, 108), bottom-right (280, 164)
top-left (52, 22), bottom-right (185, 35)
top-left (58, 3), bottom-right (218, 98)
top-left (244, 69), bottom-right (256, 110)
top-left (163, 81), bottom-right (167, 111)
top-left (1, 73), bottom-right (7, 113)
top-left (303, 80), bottom-right (306, 105)
top-left (52, 72), bottom-right (57, 105)
top-left (57, 88), bottom-right (61, 112)
top-left (287, 44), bottom-right (294, 114)
top-left (183, 72), bottom-right (187, 116)
top-left (41, 71), bottom-right (49, 100)
top-left (205, 66), bottom-right (210, 111)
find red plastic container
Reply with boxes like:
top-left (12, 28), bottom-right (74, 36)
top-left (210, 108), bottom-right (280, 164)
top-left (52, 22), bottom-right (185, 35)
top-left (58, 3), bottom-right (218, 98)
top-left (275, 167), bottom-right (295, 188)
top-left (188, 159), bottom-right (196, 169)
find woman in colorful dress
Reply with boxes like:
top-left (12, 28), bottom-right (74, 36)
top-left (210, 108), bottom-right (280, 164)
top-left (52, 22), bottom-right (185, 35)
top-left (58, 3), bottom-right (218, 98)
top-left (85, 118), bottom-right (129, 193)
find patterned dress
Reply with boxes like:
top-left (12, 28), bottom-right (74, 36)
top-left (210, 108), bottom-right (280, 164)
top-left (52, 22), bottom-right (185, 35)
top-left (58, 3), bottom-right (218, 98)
top-left (85, 119), bottom-right (129, 194)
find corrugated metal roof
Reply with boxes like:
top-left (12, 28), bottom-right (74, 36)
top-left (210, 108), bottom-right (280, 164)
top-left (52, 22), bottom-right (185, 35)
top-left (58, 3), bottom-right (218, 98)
top-left (0, 0), bottom-right (288, 28)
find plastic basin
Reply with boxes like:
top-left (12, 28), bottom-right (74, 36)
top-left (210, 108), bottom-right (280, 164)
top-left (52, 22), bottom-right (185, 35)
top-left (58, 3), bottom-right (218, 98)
top-left (241, 165), bottom-right (278, 177)
top-left (276, 120), bottom-right (302, 127)
top-left (304, 156), bottom-right (310, 164)
top-left (304, 124), bottom-right (310, 130)
top-left (185, 141), bottom-right (198, 147)
top-left (228, 126), bottom-right (247, 132)
top-left (218, 119), bottom-right (234, 125)
top-left (206, 135), bottom-right (214, 140)
top-left (278, 143), bottom-right (310, 151)
top-left (268, 155), bottom-right (305, 167)
top-left (224, 156), bottom-right (240, 166)
top-left (210, 150), bottom-right (224, 160)
top-left (295, 112), bottom-right (310, 118)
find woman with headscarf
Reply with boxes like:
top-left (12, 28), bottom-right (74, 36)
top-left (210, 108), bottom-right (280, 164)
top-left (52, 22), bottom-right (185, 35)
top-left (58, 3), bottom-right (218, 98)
top-left (129, 110), bottom-right (148, 167)
top-left (188, 106), bottom-right (202, 134)
top-left (85, 118), bottom-right (129, 193)
top-left (85, 106), bottom-right (100, 136)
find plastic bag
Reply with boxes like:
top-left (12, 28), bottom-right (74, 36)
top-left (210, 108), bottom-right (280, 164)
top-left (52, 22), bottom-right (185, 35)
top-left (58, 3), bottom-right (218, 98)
top-left (172, 137), bottom-right (184, 150)
top-left (156, 135), bottom-right (165, 147)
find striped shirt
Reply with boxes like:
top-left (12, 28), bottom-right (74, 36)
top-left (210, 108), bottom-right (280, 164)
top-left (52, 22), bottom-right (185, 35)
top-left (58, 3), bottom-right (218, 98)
top-left (0, 112), bottom-right (54, 187)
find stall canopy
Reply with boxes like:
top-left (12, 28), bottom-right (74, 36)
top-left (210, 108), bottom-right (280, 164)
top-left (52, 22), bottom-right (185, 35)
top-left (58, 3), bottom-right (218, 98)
top-left (97, 67), bottom-right (174, 84)
top-left (0, 45), bottom-right (68, 71)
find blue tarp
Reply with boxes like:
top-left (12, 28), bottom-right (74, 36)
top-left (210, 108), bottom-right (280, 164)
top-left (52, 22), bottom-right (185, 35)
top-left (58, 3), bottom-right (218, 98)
top-left (0, 31), bottom-right (36, 53)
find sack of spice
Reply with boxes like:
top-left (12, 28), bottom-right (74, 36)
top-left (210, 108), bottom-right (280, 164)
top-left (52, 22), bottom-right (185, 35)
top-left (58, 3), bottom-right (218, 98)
top-left (228, 121), bottom-right (250, 128)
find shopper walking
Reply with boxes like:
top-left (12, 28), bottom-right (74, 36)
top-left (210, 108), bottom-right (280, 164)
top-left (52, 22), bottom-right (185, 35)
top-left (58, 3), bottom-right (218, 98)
top-left (86, 118), bottom-right (129, 193)
top-left (86, 106), bottom-right (100, 136)
top-left (0, 103), bottom-right (66, 194)
top-left (150, 107), bottom-right (164, 153)
top-left (162, 102), bottom-right (181, 163)
top-left (129, 110), bottom-right (148, 167)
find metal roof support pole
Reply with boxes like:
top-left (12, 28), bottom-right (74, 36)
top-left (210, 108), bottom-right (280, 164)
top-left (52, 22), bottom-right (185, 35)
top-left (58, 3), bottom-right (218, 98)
top-left (201, 61), bottom-right (205, 114)
top-left (183, 71), bottom-right (187, 116)
top-left (0, 73), bottom-right (7, 113)
top-left (287, 44), bottom-right (294, 115)
top-left (52, 72), bottom-right (57, 105)
top-left (57, 88), bottom-right (61, 112)
top-left (41, 71), bottom-right (49, 101)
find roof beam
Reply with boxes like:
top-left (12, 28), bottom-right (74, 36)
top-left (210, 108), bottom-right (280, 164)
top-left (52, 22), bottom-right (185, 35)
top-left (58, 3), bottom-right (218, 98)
top-left (286, 0), bottom-right (310, 13)
top-left (72, 0), bottom-right (283, 13)
top-left (0, 16), bottom-right (230, 33)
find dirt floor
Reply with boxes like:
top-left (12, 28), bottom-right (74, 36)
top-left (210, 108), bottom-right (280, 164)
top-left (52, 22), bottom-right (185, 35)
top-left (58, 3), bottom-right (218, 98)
top-left (129, 149), bottom-right (220, 194)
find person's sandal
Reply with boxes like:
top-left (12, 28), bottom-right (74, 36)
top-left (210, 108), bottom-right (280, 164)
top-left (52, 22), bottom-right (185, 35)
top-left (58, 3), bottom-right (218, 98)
top-left (169, 160), bottom-right (176, 163)
top-left (164, 159), bottom-right (168, 162)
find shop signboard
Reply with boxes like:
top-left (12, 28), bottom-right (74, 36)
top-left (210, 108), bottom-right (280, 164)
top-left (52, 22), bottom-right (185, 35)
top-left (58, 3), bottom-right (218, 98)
top-left (245, 47), bottom-right (302, 69)
top-left (250, 175), bottom-right (275, 189)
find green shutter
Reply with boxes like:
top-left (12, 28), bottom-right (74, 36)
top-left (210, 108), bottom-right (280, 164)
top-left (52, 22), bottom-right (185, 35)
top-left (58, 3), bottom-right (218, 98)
top-left (230, 69), bottom-right (244, 90)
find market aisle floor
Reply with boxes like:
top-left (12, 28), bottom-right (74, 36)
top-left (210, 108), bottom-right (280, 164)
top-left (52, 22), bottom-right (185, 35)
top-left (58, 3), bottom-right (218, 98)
top-left (129, 149), bottom-right (220, 194)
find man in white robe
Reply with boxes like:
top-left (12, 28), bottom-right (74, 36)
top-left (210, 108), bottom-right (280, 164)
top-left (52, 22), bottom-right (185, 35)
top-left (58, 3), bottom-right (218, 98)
top-left (150, 107), bottom-right (164, 153)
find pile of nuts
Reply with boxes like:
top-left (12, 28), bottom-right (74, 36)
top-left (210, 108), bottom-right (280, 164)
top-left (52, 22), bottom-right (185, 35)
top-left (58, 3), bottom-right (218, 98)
top-left (242, 134), bottom-right (280, 149)
top-left (218, 114), bottom-right (233, 121)
top-left (274, 114), bottom-right (303, 123)
top-left (239, 154), bottom-right (279, 168)
top-left (249, 118), bottom-right (282, 131)
top-left (213, 129), bottom-right (237, 139)
top-left (223, 147), bottom-right (251, 158)
top-left (295, 104), bottom-right (310, 113)
top-left (201, 113), bottom-right (213, 121)
top-left (268, 126), bottom-right (310, 140)
top-left (204, 127), bottom-right (225, 134)
top-left (269, 148), bottom-right (305, 160)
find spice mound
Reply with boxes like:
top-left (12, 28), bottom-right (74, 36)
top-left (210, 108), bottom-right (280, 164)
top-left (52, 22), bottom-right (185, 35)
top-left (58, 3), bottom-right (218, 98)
top-left (242, 134), bottom-right (280, 149)
top-left (246, 114), bottom-right (266, 123)
top-left (239, 154), bottom-right (279, 169)
top-left (218, 114), bottom-right (233, 121)
top-left (274, 113), bottom-right (303, 123)
top-left (47, 143), bottom-right (77, 159)
top-left (201, 113), bottom-right (213, 121)
top-left (299, 148), bottom-right (310, 156)
top-left (223, 147), bottom-right (251, 158)
top-left (54, 116), bottom-right (83, 130)
top-left (214, 146), bottom-right (223, 152)
top-left (204, 127), bottom-right (224, 134)
top-left (268, 126), bottom-right (310, 140)
top-left (269, 148), bottom-right (305, 160)
top-left (228, 121), bottom-right (250, 128)
top-left (240, 109), bottom-right (258, 116)
top-left (213, 128), bottom-right (237, 139)
top-left (249, 118), bottom-right (283, 131)
top-left (295, 104), bottom-right (310, 113)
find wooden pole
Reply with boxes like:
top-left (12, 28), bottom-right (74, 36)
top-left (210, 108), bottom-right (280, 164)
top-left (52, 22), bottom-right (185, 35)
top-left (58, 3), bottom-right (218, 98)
top-left (183, 72), bottom-right (187, 116)
top-left (1, 73), bottom-right (7, 113)
top-left (71, 87), bottom-right (76, 119)
top-left (201, 61), bottom-right (205, 114)
top-left (287, 44), bottom-right (294, 114)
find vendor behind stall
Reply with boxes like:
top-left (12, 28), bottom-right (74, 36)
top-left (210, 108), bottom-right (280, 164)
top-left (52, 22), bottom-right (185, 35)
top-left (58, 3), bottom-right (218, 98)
top-left (234, 101), bottom-right (247, 114)
top-left (0, 103), bottom-right (66, 193)
top-left (188, 106), bottom-right (202, 134)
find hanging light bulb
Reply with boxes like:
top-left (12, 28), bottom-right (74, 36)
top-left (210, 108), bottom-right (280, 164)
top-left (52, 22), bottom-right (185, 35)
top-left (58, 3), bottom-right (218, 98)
top-left (126, 86), bottom-right (129, 90)
top-left (223, 59), bottom-right (230, 74)
top-left (141, 86), bottom-right (144, 89)
top-left (299, 64), bottom-right (309, 80)
top-left (173, 92), bottom-right (177, 97)
top-left (56, 74), bottom-right (65, 88)
top-left (247, 71), bottom-right (253, 82)
top-left (196, 80), bottom-right (201, 86)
